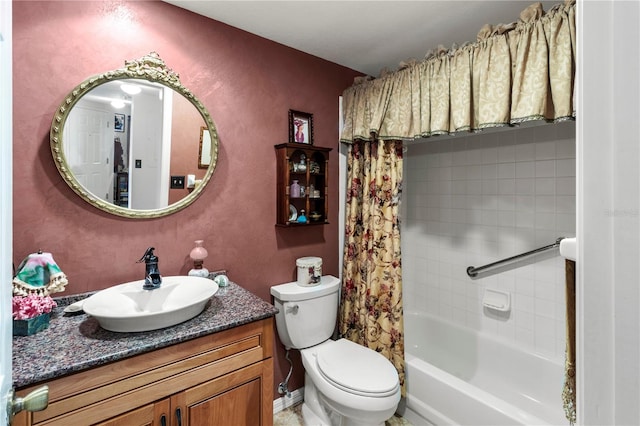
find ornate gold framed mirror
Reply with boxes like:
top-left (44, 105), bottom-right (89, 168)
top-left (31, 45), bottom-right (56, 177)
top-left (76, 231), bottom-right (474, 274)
top-left (50, 52), bottom-right (220, 219)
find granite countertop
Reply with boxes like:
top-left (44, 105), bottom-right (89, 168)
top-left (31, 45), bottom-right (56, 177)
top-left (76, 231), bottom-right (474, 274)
top-left (12, 282), bottom-right (278, 389)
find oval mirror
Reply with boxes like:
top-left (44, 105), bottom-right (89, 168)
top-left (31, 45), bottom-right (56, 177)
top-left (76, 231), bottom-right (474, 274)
top-left (50, 52), bottom-right (219, 219)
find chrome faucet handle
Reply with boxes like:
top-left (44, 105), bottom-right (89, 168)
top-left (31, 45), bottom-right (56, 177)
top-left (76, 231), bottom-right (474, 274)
top-left (138, 247), bottom-right (161, 290)
top-left (137, 247), bottom-right (156, 263)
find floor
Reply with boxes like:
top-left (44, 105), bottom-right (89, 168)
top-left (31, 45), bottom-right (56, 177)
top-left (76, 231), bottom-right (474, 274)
top-left (273, 403), bottom-right (413, 426)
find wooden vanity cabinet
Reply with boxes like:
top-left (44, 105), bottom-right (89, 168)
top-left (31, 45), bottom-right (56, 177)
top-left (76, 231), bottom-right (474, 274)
top-left (275, 143), bottom-right (332, 226)
top-left (13, 318), bottom-right (274, 426)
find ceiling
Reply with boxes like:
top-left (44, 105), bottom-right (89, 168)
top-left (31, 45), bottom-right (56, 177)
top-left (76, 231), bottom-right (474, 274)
top-left (163, 1), bottom-right (559, 76)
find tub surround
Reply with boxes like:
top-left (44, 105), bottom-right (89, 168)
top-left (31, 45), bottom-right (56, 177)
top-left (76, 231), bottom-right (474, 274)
top-left (402, 122), bottom-right (576, 359)
top-left (13, 282), bottom-right (278, 388)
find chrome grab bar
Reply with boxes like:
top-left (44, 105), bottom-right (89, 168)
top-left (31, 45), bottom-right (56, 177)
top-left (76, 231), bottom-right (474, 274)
top-left (467, 237), bottom-right (565, 278)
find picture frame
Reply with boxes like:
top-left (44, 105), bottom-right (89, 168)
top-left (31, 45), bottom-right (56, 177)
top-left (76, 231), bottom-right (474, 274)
top-left (289, 109), bottom-right (313, 145)
top-left (198, 126), bottom-right (211, 169)
top-left (114, 113), bottom-right (125, 132)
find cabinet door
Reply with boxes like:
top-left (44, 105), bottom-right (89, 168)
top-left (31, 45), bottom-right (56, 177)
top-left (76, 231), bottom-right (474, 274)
top-left (175, 362), bottom-right (271, 426)
top-left (187, 379), bottom-right (260, 426)
top-left (96, 398), bottom-right (170, 426)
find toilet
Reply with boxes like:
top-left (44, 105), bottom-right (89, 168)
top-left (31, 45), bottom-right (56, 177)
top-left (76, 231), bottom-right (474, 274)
top-left (270, 275), bottom-right (401, 426)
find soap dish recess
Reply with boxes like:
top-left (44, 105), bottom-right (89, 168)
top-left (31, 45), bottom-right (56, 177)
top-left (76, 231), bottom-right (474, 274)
top-left (482, 288), bottom-right (510, 312)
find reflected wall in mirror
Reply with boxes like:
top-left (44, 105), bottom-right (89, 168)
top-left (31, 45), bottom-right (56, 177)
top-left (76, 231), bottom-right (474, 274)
top-left (50, 52), bottom-right (220, 218)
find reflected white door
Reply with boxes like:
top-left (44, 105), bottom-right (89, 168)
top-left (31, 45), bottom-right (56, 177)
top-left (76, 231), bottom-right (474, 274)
top-left (64, 106), bottom-right (114, 202)
top-left (1, 0), bottom-right (12, 423)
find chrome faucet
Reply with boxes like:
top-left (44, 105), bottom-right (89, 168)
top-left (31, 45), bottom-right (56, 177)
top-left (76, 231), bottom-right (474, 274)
top-left (137, 247), bottom-right (162, 290)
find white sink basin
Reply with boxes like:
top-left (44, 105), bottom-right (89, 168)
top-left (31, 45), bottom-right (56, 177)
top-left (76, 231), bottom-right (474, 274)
top-left (82, 276), bottom-right (218, 332)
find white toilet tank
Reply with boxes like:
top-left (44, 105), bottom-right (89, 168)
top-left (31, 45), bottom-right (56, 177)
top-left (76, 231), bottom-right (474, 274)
top-left (270, 275), bottom-right (340, 349)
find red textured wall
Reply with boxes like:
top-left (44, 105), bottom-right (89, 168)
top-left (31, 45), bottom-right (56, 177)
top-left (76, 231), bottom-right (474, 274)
top-left (13, 0), bottom-right (361, 398)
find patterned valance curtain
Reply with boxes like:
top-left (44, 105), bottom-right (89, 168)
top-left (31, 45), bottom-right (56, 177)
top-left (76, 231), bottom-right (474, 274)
top-left (340, 0), bottom-right (576, 143)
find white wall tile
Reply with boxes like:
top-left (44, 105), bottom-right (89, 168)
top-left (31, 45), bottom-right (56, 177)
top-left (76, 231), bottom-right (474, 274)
top-left (535, 178), bottom-right (556, 195)
top-left (516, 195), bottom-right (535, 211)
top-left (515, 143), bottom-right (535, 162)
top-left (498, 163), bottom-right (516, 179)
top-left (482, 147), bottom-right (498, 164)
top-left (498, 196), bottom-right (516, 212)
top-left (498, 210), bottom-right (516, 227)
top-left (452, 166), bottom-right (467, 180)
top-left (498, 144), bottom-right (516, 163)
top-left (535, 160), bottom-right (556, 178)
top-left (482, 164), bottom-right (498, 179)
top-left (482, 179), bottom-right (498, 195)
top-left (535, 212), bottom-right (556, 230)
top-left (556, 158), bottom-right (576, 177)
top-left (535, 141), bottom-right (557, 160)
top-left (516, 178), bottom-right (535, 195)
top-left (556, 177), bottom-right (576, 195)
top-left (498, 179), bottom-right (516, 195)
top-left (516, 211), bottom-right (535, 228)
top-left (440, 151), bottom-right (453, 167)
top-left (556, 195), bottom-right (576, 213)
top-left (516, 161), bottom-right (535, 178)
top-left (556, 139), bottom-right (576, 159)
top-left (467, 181), bottom-right (482, 195)
top-left (557, 213), bottom-right (576, 233)
top-left (452, 150), bottom-right (468, 166)
top-left (535, 195), bottom-right (556, 213)
top-left (467, 165), bottom-right (483, 180)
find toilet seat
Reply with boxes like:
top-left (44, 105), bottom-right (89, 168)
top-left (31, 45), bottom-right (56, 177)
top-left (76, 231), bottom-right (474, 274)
top-left (315, 339), bottom-right (399, 397)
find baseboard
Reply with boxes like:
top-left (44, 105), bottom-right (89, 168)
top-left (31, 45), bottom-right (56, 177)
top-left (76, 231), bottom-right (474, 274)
top-left (273, 387), bottom-right (304, 414)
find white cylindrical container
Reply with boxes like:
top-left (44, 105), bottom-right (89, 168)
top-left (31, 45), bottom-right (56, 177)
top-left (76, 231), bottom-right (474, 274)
top-left (296, 256), bottom-right (322, 286)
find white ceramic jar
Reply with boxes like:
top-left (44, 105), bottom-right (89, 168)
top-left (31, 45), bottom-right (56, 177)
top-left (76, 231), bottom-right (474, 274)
top-left (296, 256), bottom-right (322, 286)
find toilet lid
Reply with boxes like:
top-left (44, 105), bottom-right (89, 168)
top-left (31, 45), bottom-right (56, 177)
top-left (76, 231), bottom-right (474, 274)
top-left (316, 339), bottom-right (399, 397)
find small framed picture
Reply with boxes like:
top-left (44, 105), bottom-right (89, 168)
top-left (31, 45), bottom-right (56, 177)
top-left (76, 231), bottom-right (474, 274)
top-left (289, 110), bottom-right (313, 145)
top-left (198, 127), bottom-right (211, 169)
top-left (114, 113), bottom-right (125, 132)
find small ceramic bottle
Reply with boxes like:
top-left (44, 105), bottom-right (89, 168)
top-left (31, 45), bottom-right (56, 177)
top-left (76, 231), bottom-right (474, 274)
top-left (290, 180), bottom-right (301, 198)
top-left (297, 209), bottom-right (307, 223)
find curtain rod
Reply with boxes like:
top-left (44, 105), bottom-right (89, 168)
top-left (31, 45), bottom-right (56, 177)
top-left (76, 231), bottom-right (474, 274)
top-left (466, 237), bottom-right (565, 278)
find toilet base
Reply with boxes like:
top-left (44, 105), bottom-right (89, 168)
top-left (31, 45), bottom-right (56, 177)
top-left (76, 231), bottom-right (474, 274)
top-left (301, 402), bottom-right (330, 426)
top-left (301, 375), bottom-right (332, 425)
top-left (302, 372), bottom-right (388, 426)
top-left (301, 402), bottom-right (387, 426)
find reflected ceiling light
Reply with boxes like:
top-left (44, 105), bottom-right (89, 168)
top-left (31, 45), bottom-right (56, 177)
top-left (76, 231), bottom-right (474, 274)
top-left (120, 83), bottom-right (141, 95)
top-left (110, 99), bottom-right (126, 108)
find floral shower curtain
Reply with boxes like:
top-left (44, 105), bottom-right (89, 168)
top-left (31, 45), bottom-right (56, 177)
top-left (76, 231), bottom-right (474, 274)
top-left (339, 139), bottom-right (405, 394)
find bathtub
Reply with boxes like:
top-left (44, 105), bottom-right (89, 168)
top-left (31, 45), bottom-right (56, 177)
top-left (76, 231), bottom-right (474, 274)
top-left (399, 312), bottom-right (567, 425)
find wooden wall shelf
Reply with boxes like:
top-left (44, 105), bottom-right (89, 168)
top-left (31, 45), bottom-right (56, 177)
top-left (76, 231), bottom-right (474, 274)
top-left (275, 143), bottom-right (331, 227)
